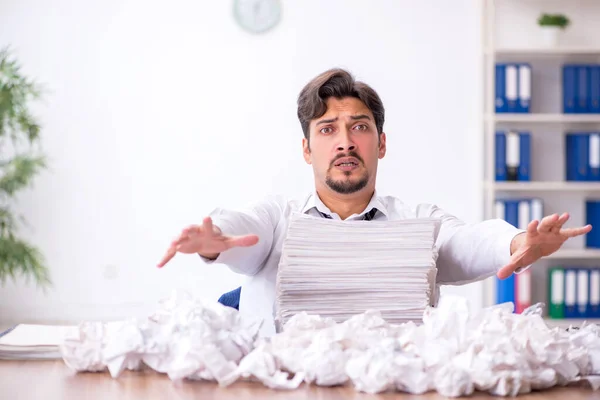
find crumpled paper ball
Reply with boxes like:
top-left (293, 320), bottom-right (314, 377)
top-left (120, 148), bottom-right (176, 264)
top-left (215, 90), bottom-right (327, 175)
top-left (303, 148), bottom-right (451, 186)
top-left (61, 291), bottom-right (600, 397)
top-left (219, 295), bottom-right (600, 396)
top-left (60, 291), bottom-right (261, 382)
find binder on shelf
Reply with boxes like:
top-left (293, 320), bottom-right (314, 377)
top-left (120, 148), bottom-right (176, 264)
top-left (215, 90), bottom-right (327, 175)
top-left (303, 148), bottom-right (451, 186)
top-left (563, 64), bottom-right (600, 114)
top-left (530, 198), bottom-right (543, 222)
top-left (504, 199), bottom-right (519, 229)
top-left (517, 63), bottom-right (531, 113)
top-left (495, 200), bottom-right (515, 306)
top-left (548, 266), bottom-right (600, 319)
top-left (591, 65), bottom-right (600, 114)
top-left (515, 200), bottom-right (534, 313)
top-left (576, 268), bottom-right (590, 318)
top-left (565, 132), bottom-right (590, 181)
top-left (577, 65), bottom-right (589, 113)
top-left (495, 131), bottom-right (530, 181)
top-left (576, 132), bottom-right (590, 181)
top-left (495, 132), bottom-right (507, 181)
top-left (495, 64), bottom-right (506, 113)
top-left (505, 64), bottom-right (518, 113)
top-left (564, 268), bottom-right (578, 318)
top-left (495, 63), bottom-right (529, 114)
top-left (506, 131), bottom-right (520, 181)
top-left (590, 269), bottom-right (600, 318)
top-left (590, 133), bottom-right (600, 181)
top-left (563, 65), bottom-right (577, 114)
top-left (586, 200), bottom-right (600, 248)
top-left (518, 132), bottom-right (531, 181)
top-left (548, 267), bottom-right (565, 319)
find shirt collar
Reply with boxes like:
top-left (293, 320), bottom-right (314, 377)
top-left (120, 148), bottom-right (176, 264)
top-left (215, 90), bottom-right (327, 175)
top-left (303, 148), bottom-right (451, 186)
top-left (301, 190), bottom-right (389, 220)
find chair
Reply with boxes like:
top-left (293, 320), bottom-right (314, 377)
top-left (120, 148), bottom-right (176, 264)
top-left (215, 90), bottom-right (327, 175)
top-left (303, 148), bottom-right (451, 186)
top-left (218, 286), bottom-right (241, 310)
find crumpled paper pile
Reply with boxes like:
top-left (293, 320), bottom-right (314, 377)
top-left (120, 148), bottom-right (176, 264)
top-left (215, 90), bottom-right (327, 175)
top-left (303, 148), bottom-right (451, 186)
top-left (61, 291), bottom-right (600, 397)
top-left (60, 291), bottom-right (261, 382)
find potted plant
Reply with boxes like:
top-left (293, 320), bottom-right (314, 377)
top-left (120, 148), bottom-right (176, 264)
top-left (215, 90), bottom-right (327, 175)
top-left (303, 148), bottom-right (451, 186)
top-left (537, 13), bottom-right (570, 47)
top-left (0, 47), bottom-right (50, 288)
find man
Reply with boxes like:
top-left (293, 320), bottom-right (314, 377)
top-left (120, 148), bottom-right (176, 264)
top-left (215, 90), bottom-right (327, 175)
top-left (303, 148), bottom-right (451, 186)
top-left (157, 68), bottom-right (592, 336)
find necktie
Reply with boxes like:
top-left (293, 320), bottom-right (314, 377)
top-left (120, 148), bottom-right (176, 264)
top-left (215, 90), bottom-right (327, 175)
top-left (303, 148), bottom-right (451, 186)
top-left (317, 208), bottom-right (378, 221)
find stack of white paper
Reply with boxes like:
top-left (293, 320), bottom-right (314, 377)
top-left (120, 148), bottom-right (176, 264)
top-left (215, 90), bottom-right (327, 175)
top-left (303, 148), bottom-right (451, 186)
top-left (275, 213), bottom-right (440, 330)
top-left (0, 324), bottom-right (78, 360)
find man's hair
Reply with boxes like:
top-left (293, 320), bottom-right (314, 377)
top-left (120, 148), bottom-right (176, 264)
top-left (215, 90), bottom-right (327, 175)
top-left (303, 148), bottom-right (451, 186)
top-left (297, 68), bottom-right (385, 140)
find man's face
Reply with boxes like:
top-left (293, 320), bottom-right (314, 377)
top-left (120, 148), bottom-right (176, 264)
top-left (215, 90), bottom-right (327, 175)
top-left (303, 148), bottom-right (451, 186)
top-left (302, 97), bottom-right (386, 195)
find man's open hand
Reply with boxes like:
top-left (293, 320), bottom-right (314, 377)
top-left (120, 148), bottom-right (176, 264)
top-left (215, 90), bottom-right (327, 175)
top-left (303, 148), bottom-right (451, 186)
top-left (497, 213), bottom-right (592, 279)
top-left (157, 217), bottom-right (259, 268)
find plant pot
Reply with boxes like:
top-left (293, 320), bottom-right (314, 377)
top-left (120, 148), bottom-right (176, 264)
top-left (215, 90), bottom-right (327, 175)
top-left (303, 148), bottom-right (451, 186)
top-left (540, 26), bottom-right (563, 47)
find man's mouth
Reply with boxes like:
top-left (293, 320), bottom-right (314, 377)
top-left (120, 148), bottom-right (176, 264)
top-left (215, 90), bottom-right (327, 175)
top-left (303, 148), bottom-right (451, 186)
top-left (334, 157), bottom-right (360, 167)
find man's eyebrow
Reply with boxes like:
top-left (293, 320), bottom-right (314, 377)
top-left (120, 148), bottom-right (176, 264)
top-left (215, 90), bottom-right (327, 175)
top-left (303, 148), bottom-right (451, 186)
top-left (316, 115), bottom-right (371, 125)
top-left (316, 117), bottom-right (338, 126)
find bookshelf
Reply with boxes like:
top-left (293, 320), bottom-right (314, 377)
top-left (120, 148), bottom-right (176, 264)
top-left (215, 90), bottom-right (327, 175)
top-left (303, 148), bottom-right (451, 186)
top-left (481, 0), bottom-right (600, 326)
top-left (545, 248), bottom-right (600, 260)
top-left (488, 47), bottom-right (600, 56)
top-left (489, 114), bottom-right (600, 123)
top-left (490, 181), bottom-right (600, 192)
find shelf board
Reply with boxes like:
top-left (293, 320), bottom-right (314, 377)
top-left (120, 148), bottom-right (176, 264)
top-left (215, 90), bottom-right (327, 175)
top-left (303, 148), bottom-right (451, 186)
top-left (544, 248), bottom-right (600, 260)
top-left (544, 318), bottom-right (600, 329)
top-left (489, 47), bottom-right (600, 56)
top-left (489, 114), bottom-right (600, 123)
top-left (490, 181), bottom-right (600, 192)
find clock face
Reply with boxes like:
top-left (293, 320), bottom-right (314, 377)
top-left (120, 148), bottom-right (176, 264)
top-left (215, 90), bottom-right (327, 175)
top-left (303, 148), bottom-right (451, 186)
top-left (233, 0), bottom-right (282, 34)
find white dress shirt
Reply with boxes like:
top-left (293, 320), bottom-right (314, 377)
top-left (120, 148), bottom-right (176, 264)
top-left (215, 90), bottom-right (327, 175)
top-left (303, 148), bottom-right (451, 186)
top-left (204, 191), bottom-right (523, 337)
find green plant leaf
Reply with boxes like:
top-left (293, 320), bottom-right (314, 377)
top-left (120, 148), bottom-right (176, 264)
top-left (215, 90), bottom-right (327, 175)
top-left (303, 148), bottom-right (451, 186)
top-left (0, 47), bottom-right (43, 145)
top-left (0, 233), bottom-right (50, 288)
top-left (0, 154), bottom-right (46, 197)
top-left (538, 13), bottom-right (570, 29)
top-left (0, 46), bottom-right (50, 288)
top-left (0, 206), bottom-right (18, 234)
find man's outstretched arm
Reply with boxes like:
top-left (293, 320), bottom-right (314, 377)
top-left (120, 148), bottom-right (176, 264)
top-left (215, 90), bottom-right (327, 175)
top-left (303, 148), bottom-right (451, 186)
top-left (158, 197), bottom-right (283, 276)
top-left (421, 205), bottom-right (592, 285)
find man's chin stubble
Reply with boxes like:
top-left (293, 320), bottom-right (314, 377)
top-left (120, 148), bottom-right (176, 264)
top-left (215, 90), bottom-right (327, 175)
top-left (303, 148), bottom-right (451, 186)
top-left (325, 174), bottom-right (369, 194)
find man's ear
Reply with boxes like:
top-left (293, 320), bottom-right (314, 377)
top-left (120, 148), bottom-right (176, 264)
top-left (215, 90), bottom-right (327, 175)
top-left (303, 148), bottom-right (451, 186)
top-left (302, 137), bottom-right (312, 164)
top-left (378, 132), bottom-right (387, 159)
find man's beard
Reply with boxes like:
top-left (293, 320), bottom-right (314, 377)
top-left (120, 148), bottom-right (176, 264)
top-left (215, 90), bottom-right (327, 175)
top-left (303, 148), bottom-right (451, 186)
top-left (325, 170), bottom-right (369, 194)
top-left (325, 151), bottom-right (369, 194)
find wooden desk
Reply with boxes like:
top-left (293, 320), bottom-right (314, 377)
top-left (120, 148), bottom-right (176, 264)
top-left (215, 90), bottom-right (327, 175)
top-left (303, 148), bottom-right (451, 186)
top-left (1, 360), bottom-right (599, 400)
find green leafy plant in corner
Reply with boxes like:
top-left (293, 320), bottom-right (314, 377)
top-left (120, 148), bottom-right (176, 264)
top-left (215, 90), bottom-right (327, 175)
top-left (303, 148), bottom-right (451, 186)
top-left (0, 47), bottom-right (50, 287)
top-left (538, 13), bottom-right (570, 29)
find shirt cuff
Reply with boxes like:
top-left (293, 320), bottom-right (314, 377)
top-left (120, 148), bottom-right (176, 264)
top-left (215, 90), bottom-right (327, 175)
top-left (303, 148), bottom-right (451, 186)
top-left (514, 264), bottom-right (532, 274)
top-left (495, 228), bottom-right (526, 274)
top-left (510, 231), bottom-right (532, 274)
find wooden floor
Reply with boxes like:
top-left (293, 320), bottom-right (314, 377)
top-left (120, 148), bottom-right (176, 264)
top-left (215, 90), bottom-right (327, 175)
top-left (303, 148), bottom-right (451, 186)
top-left (1, 360), bottom-right (599, 399)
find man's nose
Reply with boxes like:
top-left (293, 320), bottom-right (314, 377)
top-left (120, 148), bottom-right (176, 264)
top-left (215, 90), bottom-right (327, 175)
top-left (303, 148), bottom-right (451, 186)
top-left (336, 130), bottom-right (356, 152)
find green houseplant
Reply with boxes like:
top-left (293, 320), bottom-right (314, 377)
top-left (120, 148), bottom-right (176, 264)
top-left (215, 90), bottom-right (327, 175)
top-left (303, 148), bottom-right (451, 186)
top-left (537, 13), bottom-right (570, 47)
top-left (0, 47), bottom-right (50, 287)
top-left (538, 13), bottom-right (570, 29)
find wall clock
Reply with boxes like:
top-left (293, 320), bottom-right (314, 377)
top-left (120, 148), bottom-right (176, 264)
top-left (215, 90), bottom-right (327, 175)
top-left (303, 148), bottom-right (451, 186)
top-left (233, 0), bottom-right (282, 34)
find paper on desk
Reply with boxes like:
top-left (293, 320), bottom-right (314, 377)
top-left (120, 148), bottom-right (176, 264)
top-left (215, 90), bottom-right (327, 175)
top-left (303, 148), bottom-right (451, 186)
top-left (60, 291), bottom-right (261, 382)
top-left (220, 295), bottom-right (600, 397)
top-left (59, 290), bottom-right (600, 397)
top-left (0, 324), bottom-right (79, 360)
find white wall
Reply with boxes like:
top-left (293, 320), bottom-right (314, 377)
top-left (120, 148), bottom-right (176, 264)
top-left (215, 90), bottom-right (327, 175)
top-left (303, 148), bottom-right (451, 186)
top-left (0, 0), bottom-right (484, 323)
